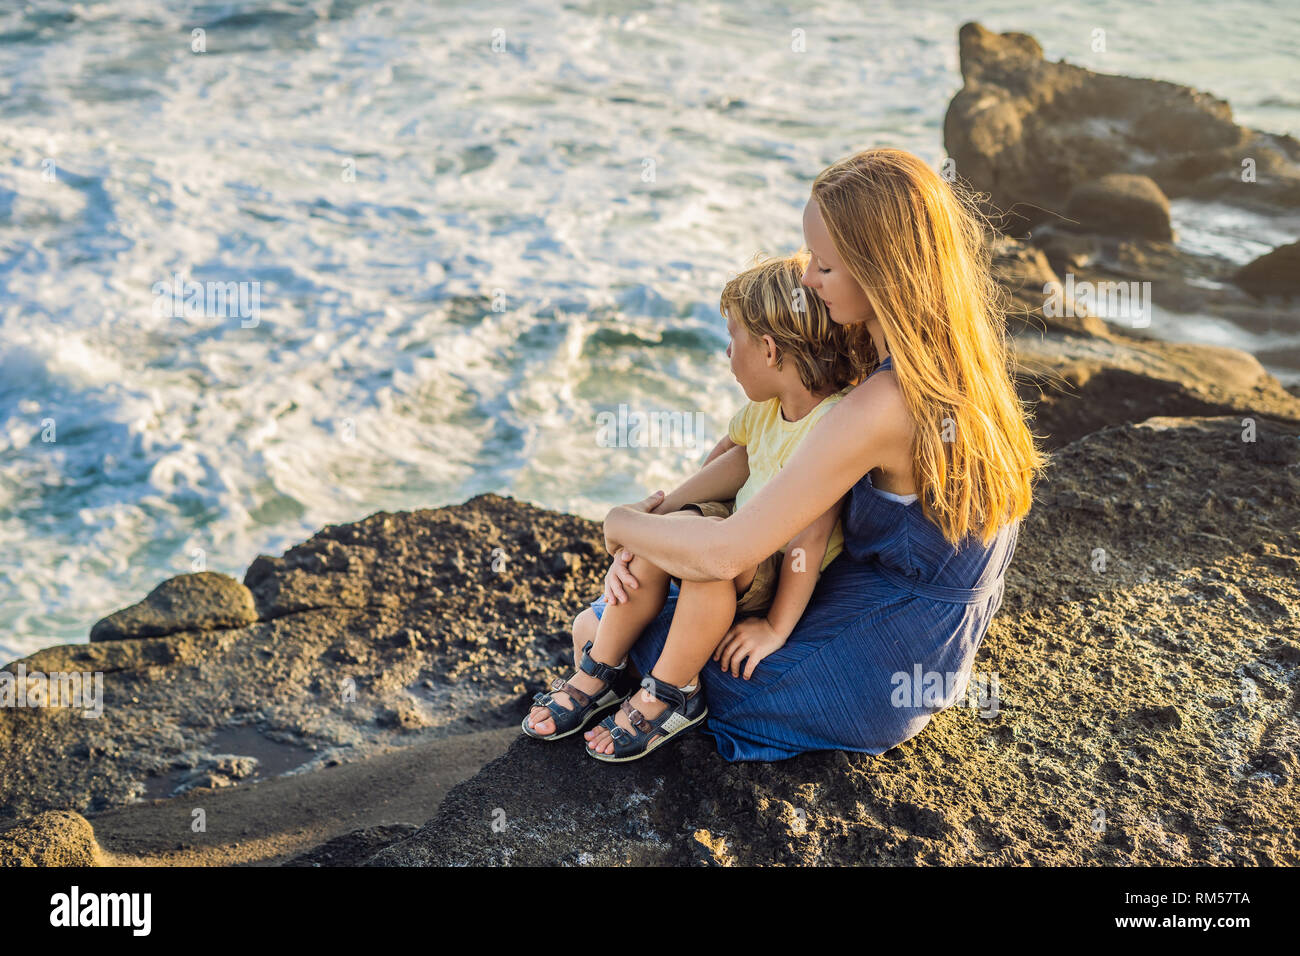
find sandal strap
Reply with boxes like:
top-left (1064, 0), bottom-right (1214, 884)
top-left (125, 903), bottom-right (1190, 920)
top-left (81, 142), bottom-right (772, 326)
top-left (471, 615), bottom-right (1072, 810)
top-left (636, 675), bottom-right (686, 710)
top-left (620, 698), bottom-right (654, 734)
top-left (527, 643), bottom-right (634, 737)
top-left (577, 640), bottom-right (626, 685)
top-left (556, 679), bottom-right (591, 709)
top-left (531, 689), bottom-right (565, 719)
top-left (605, 685), bottom-right (684, 747)
top-left (534, 677), bottom-right (595, 712)
top-left (597, 674), bottom-right (705, 753)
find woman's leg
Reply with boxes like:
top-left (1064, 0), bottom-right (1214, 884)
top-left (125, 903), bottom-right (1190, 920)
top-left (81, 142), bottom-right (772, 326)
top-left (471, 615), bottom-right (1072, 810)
top-left (526, 554), bottom-right (672, 736)
top-left (585, 569), bottom-right (749, 755)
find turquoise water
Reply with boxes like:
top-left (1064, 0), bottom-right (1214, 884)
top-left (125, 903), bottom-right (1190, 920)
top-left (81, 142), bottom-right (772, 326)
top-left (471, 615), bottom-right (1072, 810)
top-left (1, 0), bottom-right (1297, 662)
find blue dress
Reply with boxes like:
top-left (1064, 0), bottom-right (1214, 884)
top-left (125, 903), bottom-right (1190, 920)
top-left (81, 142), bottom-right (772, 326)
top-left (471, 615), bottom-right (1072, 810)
top-left (589, 356), bottom-right (1019, 761)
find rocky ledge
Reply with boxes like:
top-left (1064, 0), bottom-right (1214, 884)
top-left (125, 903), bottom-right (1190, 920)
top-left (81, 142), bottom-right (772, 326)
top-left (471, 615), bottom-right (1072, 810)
top-left (2, 415), bottom-right (1297, 866)
top-left (363, 416), bottom-right (1300, 865)
top-left (0, 496), bottom-right (609, 823)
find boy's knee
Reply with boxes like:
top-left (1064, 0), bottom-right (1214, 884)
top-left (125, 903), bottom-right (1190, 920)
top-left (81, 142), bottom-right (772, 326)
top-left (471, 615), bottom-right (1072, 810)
top-left (626, 553), bottom-right (665, 580)
top-left (573, 608), bottom-right (598, 638)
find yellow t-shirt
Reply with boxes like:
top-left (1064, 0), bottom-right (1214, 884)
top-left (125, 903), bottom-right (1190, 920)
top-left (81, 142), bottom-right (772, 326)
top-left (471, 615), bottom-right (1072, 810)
top-left (727, 386), bottom-right (852, 572)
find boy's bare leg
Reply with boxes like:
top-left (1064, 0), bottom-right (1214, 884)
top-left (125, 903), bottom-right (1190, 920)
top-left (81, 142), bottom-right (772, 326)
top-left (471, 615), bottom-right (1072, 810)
top-left (525, 555), bottom-right (671, 736)
top-left (572, 608), bottom-right (595, 665)
top-left (584, 575), bottom-right (740, 755)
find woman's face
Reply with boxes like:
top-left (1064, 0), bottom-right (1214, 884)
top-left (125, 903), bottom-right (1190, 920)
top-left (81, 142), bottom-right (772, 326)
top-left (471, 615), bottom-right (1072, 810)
top-left (801, 198), bottom-right (874, 325)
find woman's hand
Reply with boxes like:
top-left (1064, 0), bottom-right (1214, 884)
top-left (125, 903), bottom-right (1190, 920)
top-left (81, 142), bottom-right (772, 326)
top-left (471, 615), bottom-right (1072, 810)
top-left (602, 550), bottom-right (640, 605)
top-left (714, 617), bottom-right (787, 680)
top-left (603, 490), bottom-right (664, 557)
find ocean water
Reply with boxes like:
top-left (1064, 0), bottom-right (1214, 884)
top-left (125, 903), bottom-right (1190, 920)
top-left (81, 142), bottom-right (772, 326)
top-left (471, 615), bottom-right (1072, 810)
top-left (1, 0), bottom-right (1297, 664)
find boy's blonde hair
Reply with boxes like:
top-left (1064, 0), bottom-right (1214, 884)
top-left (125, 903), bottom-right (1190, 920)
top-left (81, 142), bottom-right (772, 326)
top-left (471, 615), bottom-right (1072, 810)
top-left (811, 147), bottom-right (1047, 545)
top-left (720, 252), bottom-right (875, 394)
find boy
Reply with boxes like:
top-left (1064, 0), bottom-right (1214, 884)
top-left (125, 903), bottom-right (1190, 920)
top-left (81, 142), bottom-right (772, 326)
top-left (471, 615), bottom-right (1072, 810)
top-left (523, 252), bottom-right (872, 757)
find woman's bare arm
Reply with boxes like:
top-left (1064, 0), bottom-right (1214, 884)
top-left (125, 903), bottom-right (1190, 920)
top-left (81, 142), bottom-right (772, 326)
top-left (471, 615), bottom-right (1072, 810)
top-left (603, 442), bottom-right (750, 604)
top-left (604, 374), bottom-right (911, 581)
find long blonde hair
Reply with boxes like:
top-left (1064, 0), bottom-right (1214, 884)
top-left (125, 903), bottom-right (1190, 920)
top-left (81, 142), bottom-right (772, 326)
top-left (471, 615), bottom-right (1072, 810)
top-left (811, 148), bottom-right (1045, 544)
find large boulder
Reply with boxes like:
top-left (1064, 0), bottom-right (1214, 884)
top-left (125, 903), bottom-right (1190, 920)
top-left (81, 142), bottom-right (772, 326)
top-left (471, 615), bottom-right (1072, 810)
top-left (947, 25), bottom-right (1299, 371)
top-left (1234, 240), bottom-right (1300, 297)
top-left (944, 22), bottom-right (1300, 236)
top-left (1064, 174), bottom-right (1172, 240)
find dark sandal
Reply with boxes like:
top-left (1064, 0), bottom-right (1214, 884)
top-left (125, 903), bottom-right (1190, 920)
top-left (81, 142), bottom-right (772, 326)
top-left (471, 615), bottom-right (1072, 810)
top-left (585, 675), bottom-right (708, 762)
top-left (522, 640), bottom-right (630, 740)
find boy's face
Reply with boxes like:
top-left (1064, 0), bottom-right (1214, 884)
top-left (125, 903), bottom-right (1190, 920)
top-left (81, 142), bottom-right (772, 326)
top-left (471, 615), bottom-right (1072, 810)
top-left (725, 310), bottom-right (778, 401)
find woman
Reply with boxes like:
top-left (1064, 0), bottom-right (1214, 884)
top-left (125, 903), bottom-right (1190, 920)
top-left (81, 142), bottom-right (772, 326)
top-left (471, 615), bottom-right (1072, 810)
top-left (531, 147), bottom-right (1045, 761)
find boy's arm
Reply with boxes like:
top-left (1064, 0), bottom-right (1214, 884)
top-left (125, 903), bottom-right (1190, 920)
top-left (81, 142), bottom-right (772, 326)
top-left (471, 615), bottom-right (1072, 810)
top-left (651, 443), bottom-right (749, 515)
top-left (764, 495), bottom-right (844, 639)
top-left (701, 434), bottom-right (738, 467)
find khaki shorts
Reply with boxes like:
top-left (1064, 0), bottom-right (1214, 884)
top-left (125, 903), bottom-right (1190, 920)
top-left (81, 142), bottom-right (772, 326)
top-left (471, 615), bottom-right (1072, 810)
top-left (670, 499), bottom-right (782, 616)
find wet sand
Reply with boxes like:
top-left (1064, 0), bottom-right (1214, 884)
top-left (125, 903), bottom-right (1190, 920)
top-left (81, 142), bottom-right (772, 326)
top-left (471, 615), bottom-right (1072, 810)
top-left (85, 727), bottom-right (518, 866)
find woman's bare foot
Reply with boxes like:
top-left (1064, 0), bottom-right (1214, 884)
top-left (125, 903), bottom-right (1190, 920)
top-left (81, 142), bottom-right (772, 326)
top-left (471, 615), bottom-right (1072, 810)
top-left (583, 672), bottom-right (699, 754)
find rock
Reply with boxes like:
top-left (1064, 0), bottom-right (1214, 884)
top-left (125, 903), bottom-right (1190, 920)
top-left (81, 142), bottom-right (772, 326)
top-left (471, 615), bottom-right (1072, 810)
top-left (168, 755), bottom-right (260, 796)
top-left (90, 571), bottom-right (257, 642)
top-left (377, 700), bottom-right (432, 731)
top-left (1234, 240), bottom-right (1300, 297)
top-left (1013, 222), bottom-right (1300, 378)
top-left (0, 495), bottom-right (607, 823)
top-left (364, 417), bottom-right (1300, 866)
top-left (944, 22), bottom-right (1300, 236)
top-left (283, 824), bottom-right (419, 866)
top-left (1013, 329), bottom-right (1300, 447)
top-left (989, 235), bottom-right (1107, 337)
top-left (241, 501), bottom-right (603, 621)
top-left (211, 755), bottom-right (257, 779)
top-left (3, 417), bottom-right (1298, 865)
top-left (243, 539), bottom-right (377, 620)
top-left (173, 771), bottom-right (237, 794)
top-left (986, 235), bottom-right (1300, 447)
top-left (1065, 175), bottom-right (1172, 240)
top-left (957, 62), bottom-right (1295, 373)
top-left (0, 810), bottom-right (101, 866)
